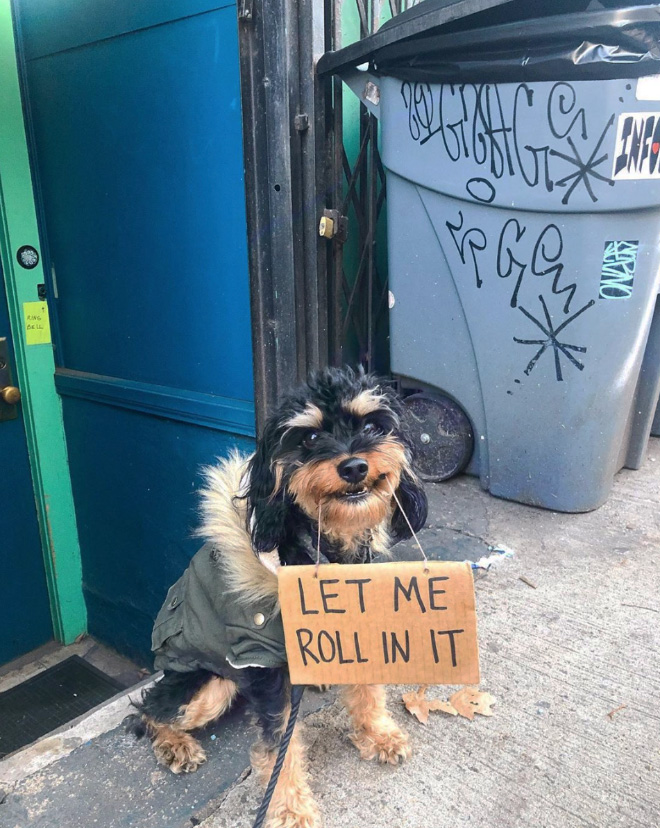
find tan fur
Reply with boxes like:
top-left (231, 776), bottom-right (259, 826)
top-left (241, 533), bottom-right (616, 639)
top-left (196, 451), bottom-right (279, 606)
top-left (144, 676), bottom-right (238, 773)
top-left (343, 389), bottom-right (393, 419)
top-left (270, 460), bottom-right (285, 500)
top-left (283, 403), bottom-right (323, 430)
top-left (178, 676), bottom-right (238, 729)
top-left (251, 726), bottom-right (320, 828)
top-left (288, 439), bottom-right (409, 556)
top-left (144, 717), bottom-right (208, 774)
top-left (341, 685), bottom-right (411, 765)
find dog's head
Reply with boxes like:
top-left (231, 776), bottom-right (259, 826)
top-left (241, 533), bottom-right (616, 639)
top-left (246, 367), bottom-right (427, 559)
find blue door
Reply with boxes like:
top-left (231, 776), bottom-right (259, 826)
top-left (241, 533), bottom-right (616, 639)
top-left (0, 273), bottom-right (52, 664)
top-left (15, 1), bottom-right (255, 663)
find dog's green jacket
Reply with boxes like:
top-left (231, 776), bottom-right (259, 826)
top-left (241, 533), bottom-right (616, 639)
top-left (150, 453), bottom-right (288, 676)
top-left (152, 541), bottom-right (287, 675)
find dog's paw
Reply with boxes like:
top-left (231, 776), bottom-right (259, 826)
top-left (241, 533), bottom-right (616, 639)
top-left (350, 721), bottom-right (411, 765)
top-left (154, 732), bottom-right (207, 774)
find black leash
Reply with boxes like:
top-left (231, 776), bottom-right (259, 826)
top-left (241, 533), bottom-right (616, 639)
top-left (252, 684), bottom-right (305, 828)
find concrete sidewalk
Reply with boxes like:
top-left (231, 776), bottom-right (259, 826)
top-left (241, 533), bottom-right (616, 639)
top-left (2, 439), bottom-right (659, 828)
top-left (206, 439), bottom-right (660, 828)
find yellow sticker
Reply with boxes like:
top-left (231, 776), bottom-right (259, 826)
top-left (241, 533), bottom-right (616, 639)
top-left (23, 301), bottom-right (51, 345)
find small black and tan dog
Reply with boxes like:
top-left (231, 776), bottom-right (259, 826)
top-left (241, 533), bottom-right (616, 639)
top-left (128, 367), bottom-right (427, 828)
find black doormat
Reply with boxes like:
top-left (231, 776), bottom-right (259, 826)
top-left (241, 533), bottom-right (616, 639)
top-left (0, 655), bottom-right (124, 758)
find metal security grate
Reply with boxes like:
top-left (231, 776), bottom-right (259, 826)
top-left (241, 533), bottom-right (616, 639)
top-left (327, 0), bottom-right (421, 373)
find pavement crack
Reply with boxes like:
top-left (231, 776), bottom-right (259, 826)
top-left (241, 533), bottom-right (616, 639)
top-left (434, 524), bottom-right (492, 547)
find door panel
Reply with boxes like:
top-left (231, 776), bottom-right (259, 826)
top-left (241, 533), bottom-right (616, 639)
top-left (0, 274), bottom-right (52, 664)
top-left (23, 6), bottom-right (253, 400)
top-left (16, 0), bottom-right (255, 664)
top-left (60, 399), bottom-right (253, 661)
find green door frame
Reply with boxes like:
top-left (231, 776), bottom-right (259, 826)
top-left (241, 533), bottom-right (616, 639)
top-left (0, 1), bottom-right (86, 645)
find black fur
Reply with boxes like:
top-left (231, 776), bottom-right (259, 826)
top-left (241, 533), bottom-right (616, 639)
top-left (126, 669), bottom-right (214, 732)
top-left (236, 667), bottom-right (290, 748)
top-left (390, 469), bottom-right (428, 542)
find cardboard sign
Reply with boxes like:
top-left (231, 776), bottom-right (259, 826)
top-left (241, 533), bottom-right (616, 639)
top-left (279, 561), bottom-right (479, 686)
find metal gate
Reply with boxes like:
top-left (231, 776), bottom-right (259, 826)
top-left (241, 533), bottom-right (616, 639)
top-left (237, 0), bottom-right (418, 423)
top-left (327, 1), bottom-right (419, 373)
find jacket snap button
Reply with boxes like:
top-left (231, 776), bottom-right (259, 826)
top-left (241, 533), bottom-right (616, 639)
top-left (253, 612), bottom-right (265, 627)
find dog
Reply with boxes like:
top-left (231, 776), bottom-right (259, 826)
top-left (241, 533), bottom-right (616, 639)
top-left (127, 367), bottom-right (427, 828)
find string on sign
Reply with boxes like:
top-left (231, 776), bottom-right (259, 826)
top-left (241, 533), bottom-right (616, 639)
top-left (314, 500), bottom-right (323, 578)
top-left (387, 480), bottom-right (430, 574)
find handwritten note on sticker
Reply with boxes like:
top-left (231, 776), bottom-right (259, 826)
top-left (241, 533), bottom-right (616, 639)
top-left (279, 561), bottom-right (480, 686)
top-left (23, 302), bottom-right (51, 345)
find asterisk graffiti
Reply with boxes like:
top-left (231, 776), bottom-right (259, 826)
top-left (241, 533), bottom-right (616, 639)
top-left (549, 115), bottom-right (615, 204)
top-left (513, 294), bottom-right (595, 381)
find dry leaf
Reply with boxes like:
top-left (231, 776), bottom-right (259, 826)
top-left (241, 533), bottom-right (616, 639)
top-left (449, 687), bottom-right (496, 720)
top-left (428, 699), bottom-right (459, 717)
top-left (402, 686), bottom-right (458, 724)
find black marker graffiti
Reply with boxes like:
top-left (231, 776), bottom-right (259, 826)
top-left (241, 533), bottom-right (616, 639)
top-left (547, 82), bottom-right (587, 142)
top-left (466, 177), bottom-right (496, 203)
top-left (446, 211), bottom-right (486, 289)
top-left (448, 215), bottom-right (578, 313)
top-left (496, 219), bottom-right (526, 308)
top-left (549, 115), bottom-right (616, 205)
top-left (513, 83), bottom-right (554, 192)
top-left (513, 295), bottom-right (595, 381)
top-left (531, 224), bottom-right (576, 315)
top-left (401, 82), bottom-right (435, 144)
top-left (401, 80), bottom-right (616, 205)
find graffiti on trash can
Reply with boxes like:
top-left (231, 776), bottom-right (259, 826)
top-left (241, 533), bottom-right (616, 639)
top-left (401, 80), bottom-right (616, 205)
top-left (442, 208), bottom-right (598, 381)
top-left (446, 213), bottom-right (578, 314)
top-left (612, 113), bottom-right (660, 179)
top-left (599, 240), bottom-right (638, 299)
top-left (513, 296), bottom-right (595, 382)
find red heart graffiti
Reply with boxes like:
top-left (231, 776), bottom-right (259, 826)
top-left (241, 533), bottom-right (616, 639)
top-left (653, 142), bottom-right (660, 154)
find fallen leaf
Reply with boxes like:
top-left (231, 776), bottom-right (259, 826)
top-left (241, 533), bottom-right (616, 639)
top-left (428, 699), bottom-right (459, 717)
top-left (402, 686), bottom-right (457, 724)
top-left (449, 687), bottom-right (496, 720)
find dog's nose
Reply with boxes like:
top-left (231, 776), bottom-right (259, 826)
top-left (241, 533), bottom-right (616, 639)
top-left (337, 457), bottom-right (369, 483)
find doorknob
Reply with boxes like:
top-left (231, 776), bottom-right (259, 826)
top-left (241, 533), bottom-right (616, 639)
top-left (1, 385), bottom-right (21, 405)
top-left (0, 338), bottom-right (20, 420)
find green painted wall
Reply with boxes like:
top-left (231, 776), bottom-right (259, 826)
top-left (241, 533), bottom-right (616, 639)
top-left (0, 1), bottom-right (86, 643)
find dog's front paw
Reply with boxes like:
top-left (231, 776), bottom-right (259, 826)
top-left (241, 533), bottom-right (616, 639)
top-left (154, 732), bottom-right (207, 774)
top-left (350, 720), bottom-right (411, 765)
top-left (267, 796), bottom-right (321, 828)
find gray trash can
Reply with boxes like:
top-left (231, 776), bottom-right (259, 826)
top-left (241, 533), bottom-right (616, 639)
top-left (319, 1), bottom-right (660, 512)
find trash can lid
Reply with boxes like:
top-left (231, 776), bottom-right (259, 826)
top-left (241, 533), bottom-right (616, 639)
top-left (317, 0), bottom-right (516, 77)
top-left (317, 1), bottom-right (660, 84)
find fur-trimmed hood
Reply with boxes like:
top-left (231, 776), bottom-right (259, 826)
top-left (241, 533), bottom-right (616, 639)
top-left (196, 451), bottom-right (280, 607)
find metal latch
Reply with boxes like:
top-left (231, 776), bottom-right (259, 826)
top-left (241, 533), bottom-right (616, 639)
top-left (319, 208), bottom-right (348, 243)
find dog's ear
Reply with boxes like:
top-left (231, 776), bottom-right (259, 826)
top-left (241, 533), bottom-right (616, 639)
top-left (390, 470), bottom-right (428, 542)
top-left (246, 424), bottom-right (289, 553)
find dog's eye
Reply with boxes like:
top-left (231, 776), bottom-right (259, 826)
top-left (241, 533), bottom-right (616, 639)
top-left (362, 422), bottom-right (381, 435)
top-left (303, 431), bottom-right (320, 449)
